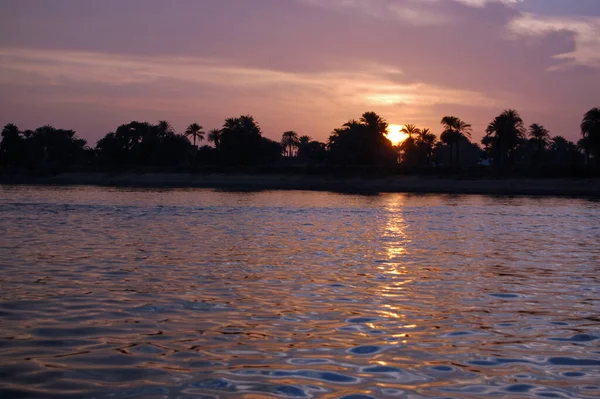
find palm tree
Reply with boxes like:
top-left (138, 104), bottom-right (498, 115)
top-left (281, 131), bottom-right (300, 157)
top-left (298, 135), bottom-right (311, 146)
top-left (399, 135), bottom-right (419, 165)
top-left (401, 124), bottom-right (421, 139)
top-left (528, 123), bottom-right (550, 154)
top-left (417, 128), bottom-right (437, 166)
top-left (223, 117), bottom-right (240, 131)
top-left (577, 137), bottom-right (590, 165)
top-left (327, 112), bottom-right (396, 165)
top-left (207, 129), bottom-right (221, 149)
top-left (219, 115), bottom-right (274, 165)
top-left (157, 120), bottom-right (175, 138)
top-left (581, 107), bottom-right (600, 167)
top-left (0, 123), bottom-right (22, 167)
top-left (484, 109), bottom-right (525, 168)
top-left (297, 135), bottom-right (312, 160)
top-left (185, 123), bottom-right (204, 147)
top-left (239, 115), bottom-right (262, 137)
top-left (549, 136), bottom-right (575, 152)
top-left (440, 116), bottom-right (472, 166)
top-left (360, 112), bottom-right (388, 136)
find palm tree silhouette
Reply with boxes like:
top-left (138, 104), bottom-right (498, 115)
top-left (417, 128), bottom-right (437, 166)
top-left (281, 131), bottom-right (300, 157)
top-left (528, 123), bottom-right (550, 154)
top-left (401, 124), bottom-right (421, 139)
top-left (440, 116), bottom-right (472, 166)
top-left (484, 110), bottom-right (525, 168)
top-left (360, 112), bottom-right (388, 136)
top-left (185, 123), bottom-right (204, 148)
top-left (577, 137), bottom-right (591, 165)
top-left (528, 123), bottom-right (550, 166)
top-left (550, 136), bottom-right (572, 152)
top-left (298, 135), bottom-right (311, 146)
top-left (207, 129), bottom-right (221, 149)
top-left (581, 107), bottom-right (600, 168)
top-left (327, 112), bottom-right (396, 165)
top-left (157, 120), bottom-right (175, 138)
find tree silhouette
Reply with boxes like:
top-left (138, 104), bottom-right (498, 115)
top-left (548, 135), bottom-right (579, 168)
top-left (440, 116), bottom-right (472, 166)
top-left (296, 135), bottom-right (327, 163)
top-left (219, 115), bottom-right (281, 165)
top-left (577, 137), bottom-right (591, 166)
top-left (0, 123), bottom-right (23, 168)
top-left (549, 136), bottom-right (573, 152)
top-left (401, 124), bottom-right (421, 139)
top-left (296, 135), bottom-right (311, 159)
top-left (581, 107), bottom-right (600, 169)
top-left (96, 121), bottom-right (190, 166)
top-left (157, 120), bottom-right (175, 138)
top-left (484, 109), bottom-right (525, 169)
top-left (207, 129), bottom-right (222, 149)
top-left (298, 135), bottom-right (311, 146)
top-left (399, 135), bottom-right (419, 166)
top-left (328, 112), bottom-right (396, 165)
top-left (281, 131), bottom-right (299, 158)
top-left (185, 123), bottom-right (204, 148)
top-left (0, 123), bottom-right (90, 170)
top-left (417, 128), bottom-right (437, 166)
top-left (528, 123), bottom-right (550, 153)
top-left (527, 123), bottom-right (550, 166)
top-left (3, 107), bottom-right (598, 176)
top-left (360, 112), bottom-right (388, 136)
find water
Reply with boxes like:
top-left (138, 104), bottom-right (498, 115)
top-left (0, 185), bottom-right (599, 399)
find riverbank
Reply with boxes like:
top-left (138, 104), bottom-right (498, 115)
top-left (2, 172), bottom-right (599, 197)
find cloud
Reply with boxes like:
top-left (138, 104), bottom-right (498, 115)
top-left (508, 13), bottom-right (600, 69)
top-left (0, 47), bottom-right (496, 109)
top-left (298, 0), bottom-right (522, 25)
top-left (297, 0), bottom-right (451, 25)
top-left (452, 0), bottom-right (521, 7)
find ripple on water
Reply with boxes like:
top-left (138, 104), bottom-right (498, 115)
top-left (548, 357), bottom-right (600, 366)
top-left (1, 187), bottom-right (599, 398)
top-left (346, 317), bottom-right (380, 323)
top-left (348, 345), bottom-right (385, 355)
top-left (231, 369), bottom-right (359, 384)
top-left (549, 334), bottom-right (599, 342)
top-left (488, 293), bottom-right (522, 299)
top-left (288, 358), bottom-right (333, 365)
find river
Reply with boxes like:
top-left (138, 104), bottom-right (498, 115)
top-left (0, 186), bottom-right (599, 398)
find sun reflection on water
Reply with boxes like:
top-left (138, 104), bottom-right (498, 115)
top-left (381, 196), bottom-right (411, 263)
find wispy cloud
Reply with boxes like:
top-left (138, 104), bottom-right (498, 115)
top-left (298, 0), bottom-right (522, 25)
top-left (452, 0), bottom-right (521, 7)
top-left (0, 47), bottom-right (495, 109)
top-left (297, 0), bottom-right (451, 25)
top-left (508, 13), bottom-right (600, 70)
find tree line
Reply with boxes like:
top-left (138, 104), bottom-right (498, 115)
top-left (1, 108), bottom-right (599, 175)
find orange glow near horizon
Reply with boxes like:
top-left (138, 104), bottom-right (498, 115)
top-left (386, 125), bottom-right (409, 145)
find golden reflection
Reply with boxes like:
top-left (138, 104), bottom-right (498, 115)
top-left (381, 195), bottom-right (411, 263)
top-left (381, 310), bottom-right (401, 319)
top-left (376, 196), bottom-right (418, 330)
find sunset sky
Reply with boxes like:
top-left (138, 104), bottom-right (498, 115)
top-left (1, 0), bottom-right (599, 144)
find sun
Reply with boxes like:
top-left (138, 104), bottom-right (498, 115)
top-left (386, 125), bottom-right (409, 145)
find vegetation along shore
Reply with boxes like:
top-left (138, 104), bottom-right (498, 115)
top-left (1, 108), bottom-right (599, 195)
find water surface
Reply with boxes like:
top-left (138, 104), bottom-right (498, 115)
top-left (0, 186), bottom-right (599, 398)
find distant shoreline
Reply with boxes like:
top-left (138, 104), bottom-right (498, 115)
top-left (1, 172), bottom-right (599, 197)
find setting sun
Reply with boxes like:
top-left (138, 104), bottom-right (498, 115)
top-left (386, 124), bottom-right (409, 145)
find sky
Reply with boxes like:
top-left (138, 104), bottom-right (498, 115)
top-left (0, 0), bottom-right (599, 145)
